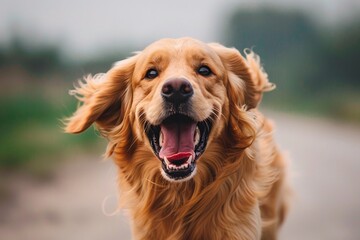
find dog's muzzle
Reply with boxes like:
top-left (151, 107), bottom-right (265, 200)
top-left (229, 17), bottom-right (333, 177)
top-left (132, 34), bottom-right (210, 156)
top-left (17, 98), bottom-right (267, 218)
top-left (144, 78), bottom-right (212, 181)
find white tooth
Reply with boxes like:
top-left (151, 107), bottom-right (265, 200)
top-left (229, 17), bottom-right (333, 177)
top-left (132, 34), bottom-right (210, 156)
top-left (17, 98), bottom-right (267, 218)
top-left (164, 156), bottom-right (170, 165)
top-left (159, 132), bottom-right (163, 147)
top-left (187, 155), bottom-right (193, 164)
top-left (194, 127), bottom-right (200, 145)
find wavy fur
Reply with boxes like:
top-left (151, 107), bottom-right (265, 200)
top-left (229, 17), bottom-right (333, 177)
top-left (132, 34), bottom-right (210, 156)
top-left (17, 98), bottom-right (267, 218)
top-left (65, 38), bottom-right (289, 240)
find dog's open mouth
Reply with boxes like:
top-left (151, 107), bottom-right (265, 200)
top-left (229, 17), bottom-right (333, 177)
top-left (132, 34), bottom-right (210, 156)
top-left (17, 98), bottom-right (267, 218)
top-left (145, 114), bottom-right (212, 181)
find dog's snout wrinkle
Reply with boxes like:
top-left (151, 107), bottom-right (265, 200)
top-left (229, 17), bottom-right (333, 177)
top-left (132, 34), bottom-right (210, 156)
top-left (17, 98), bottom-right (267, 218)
top-left (161, 78), bottom-right (193, 104)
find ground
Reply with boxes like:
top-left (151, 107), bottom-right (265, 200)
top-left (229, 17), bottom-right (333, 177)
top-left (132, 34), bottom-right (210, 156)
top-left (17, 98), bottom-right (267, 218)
top-left (1, 111), bottom-right (360, 240)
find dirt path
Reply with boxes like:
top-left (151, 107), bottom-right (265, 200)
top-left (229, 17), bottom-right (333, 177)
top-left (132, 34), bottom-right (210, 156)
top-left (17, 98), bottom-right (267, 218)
top-left (1, 112), bottom-right (360, 240)
top-left (273, 112), bottom-right (360, 240)
top-left (0, 158), bottom-right (132, 240)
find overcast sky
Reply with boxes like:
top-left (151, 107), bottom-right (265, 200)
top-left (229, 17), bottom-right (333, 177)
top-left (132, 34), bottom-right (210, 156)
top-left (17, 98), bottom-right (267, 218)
top-left (1, 0), bottom-right (359, 58)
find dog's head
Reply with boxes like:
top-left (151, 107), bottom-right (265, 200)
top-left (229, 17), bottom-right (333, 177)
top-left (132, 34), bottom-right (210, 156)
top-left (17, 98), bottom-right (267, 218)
top-left (65, 38), bottom-right (274, 182)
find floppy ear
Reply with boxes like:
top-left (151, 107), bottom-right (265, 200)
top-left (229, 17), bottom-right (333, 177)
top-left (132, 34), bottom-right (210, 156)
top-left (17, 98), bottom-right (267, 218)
top-left (64, 54), bottom-right (138, 134)
top-left (208, 43), bottom-right (275, 109)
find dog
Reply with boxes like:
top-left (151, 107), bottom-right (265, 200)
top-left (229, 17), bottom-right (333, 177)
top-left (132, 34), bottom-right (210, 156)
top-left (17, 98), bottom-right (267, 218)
top-left (65, 38), bottom-right (290, 240)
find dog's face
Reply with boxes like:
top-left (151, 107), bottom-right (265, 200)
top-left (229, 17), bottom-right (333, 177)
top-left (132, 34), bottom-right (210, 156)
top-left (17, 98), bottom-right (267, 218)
top-left (65, 38), bottom-right (273, 182)
top-left (132, 39), bottom-right (228, 181)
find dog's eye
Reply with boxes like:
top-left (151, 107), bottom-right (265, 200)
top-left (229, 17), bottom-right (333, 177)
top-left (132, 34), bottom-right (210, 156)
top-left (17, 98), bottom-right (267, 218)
top-left (197, 66), bottom-right (212, 77)
top-left (145, 69), bottom-right (159, 79)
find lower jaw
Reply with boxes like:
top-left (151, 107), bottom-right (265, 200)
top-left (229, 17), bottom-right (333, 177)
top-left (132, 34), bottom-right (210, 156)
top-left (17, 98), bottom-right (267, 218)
top-left (160, 162), bottom-right (197, 182)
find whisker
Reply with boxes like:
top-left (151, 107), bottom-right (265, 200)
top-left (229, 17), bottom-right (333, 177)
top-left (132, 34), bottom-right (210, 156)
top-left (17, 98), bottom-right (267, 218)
top-left (146, 178), bottom-right (167, 188)
top-left (128, 137), bottom-right (138, 151)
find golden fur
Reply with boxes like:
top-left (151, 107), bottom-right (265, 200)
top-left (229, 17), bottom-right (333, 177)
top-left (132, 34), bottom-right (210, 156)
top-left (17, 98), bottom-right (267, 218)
top-left (65, 38), bottom-right (289, 240)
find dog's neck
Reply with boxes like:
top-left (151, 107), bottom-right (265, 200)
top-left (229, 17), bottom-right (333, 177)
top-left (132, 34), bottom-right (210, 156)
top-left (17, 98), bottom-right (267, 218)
top-left (114, 142), bottom-right (261, 240)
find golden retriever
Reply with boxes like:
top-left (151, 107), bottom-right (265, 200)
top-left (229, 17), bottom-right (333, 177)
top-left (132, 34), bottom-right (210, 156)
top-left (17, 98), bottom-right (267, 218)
top-left (65, 38), bottom-right (289, 240)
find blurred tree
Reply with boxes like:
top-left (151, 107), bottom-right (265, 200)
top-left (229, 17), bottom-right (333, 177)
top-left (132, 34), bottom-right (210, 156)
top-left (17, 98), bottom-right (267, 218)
top-left (224, 8), bottom-right (360, 119)
top-left (0, 34), bottom-right (65, 78)
top-left (225, 8), bottom-right (321, 99)
top-left (319, 20), bottom-right (360, 89)
top-left (225, 8), bottom-right (318, 61)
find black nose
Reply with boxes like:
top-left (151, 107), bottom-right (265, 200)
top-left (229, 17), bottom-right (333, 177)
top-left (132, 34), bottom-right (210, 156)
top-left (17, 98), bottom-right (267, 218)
top-left (161, 78), bottom-right (193, 103)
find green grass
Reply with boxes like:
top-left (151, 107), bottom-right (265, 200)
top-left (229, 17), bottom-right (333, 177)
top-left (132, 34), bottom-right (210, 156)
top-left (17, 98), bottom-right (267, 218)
top-left (0, 92), bottom-right (103, 174)
top-left (262, 89), bottom-right (360, 123)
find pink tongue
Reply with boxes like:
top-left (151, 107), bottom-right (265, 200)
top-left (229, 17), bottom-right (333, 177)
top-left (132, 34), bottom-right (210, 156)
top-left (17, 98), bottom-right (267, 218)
top-left (159, 121), bottom-right (196, 161)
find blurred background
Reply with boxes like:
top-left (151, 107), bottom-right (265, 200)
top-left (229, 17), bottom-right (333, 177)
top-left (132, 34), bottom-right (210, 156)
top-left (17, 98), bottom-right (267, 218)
top-left (0, 0), bottom-right (359, 239)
